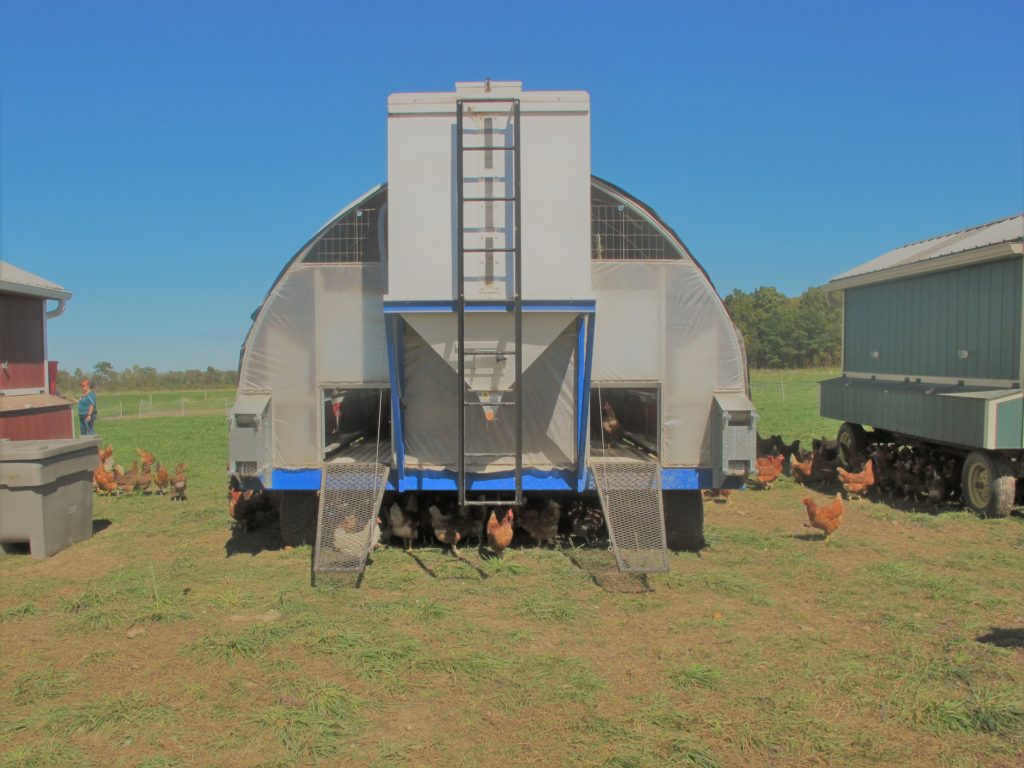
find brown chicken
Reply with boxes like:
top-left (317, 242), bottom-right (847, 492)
top-left (601, 401), bottom-right (622, 447)
top-left (136, 448), bottom-right (157, 466)
top-left (789, 453), bottom-right (814, 484)
top-left (171, 463), bottom-right (188, 502)
top-left (749, 454), bottom-right (785, 489)
top-left (838, 459), bottom-right (875, 500)
top-left (486, 508), bottom-right (515, 558)
top-left (429, 503), bottom-right (461, 554)
top-left (153, 462), bottom-right (170, 495)
top-left (98, 444), bottom-right (114, 470)
top-left (387, 501), bottom-right (419, 551)
top-left (136, 462), bottom-right (154, 494)
top-left (518, 498), bottom-right (561, 547)
top-left (803, 493), bottom-right (844, 543)
top-left (93, 468), bottom-right (119, 495)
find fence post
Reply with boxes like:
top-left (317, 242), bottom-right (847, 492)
top-left (139, 399), bottom-right (143, 418)
top-left (181, 399), bottom-right (185, 417)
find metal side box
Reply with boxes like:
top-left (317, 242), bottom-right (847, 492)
top-left (711, 392), bottom-right (757, 487)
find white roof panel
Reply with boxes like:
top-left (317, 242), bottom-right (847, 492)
top-left (0, 261), bottom-right (71, 300)
top-left (830, 214), bottom-right (1023, 288)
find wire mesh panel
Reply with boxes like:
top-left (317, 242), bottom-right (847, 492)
top-left (590, 458), bottom-right (668, 573)
top-left (312, 462), bottom-right (389, 576)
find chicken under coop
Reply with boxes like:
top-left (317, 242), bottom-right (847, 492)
top-left (228, 81), bottom-right (757, 580)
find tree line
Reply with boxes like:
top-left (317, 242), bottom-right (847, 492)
top-left (56, 362), bottom-right (237, 394)
top-left (723, 286), bottom-right (841, 369)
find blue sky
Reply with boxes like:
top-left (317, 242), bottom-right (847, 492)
top-left (2, 0), bottom-right (1021, 373)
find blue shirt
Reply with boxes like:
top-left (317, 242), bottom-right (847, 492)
top-left (79, 391), bottom-right (96, 417)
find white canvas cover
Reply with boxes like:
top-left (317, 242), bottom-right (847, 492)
top-left (238, 264), bottom-right (388, 467)
top-left (591, 261), bottom-right (746, 467)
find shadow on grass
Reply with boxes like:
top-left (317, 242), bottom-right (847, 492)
top-left (977, 627), bottom-right (1024, 649)
top-left (92, 518), bottom-right (112, 535)
top-left (224, 521), bottom-right (285, 557)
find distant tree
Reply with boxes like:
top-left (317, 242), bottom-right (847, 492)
top-left (724, 285), bottom-right (841, 368)
top-left (54, 364), bottom-right (238, 392)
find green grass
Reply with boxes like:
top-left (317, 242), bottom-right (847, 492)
top-left (749, 367), bottom-right (840, 440)
top-left (3, 372), bottom-right (1023, 767)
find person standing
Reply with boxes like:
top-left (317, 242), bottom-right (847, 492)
top-left (78, 378), bottom-right (97, 436)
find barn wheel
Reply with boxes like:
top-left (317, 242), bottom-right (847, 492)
top-left (278, 491), bottom-right (319, 546)
top-left (836, 422), bottom-right (868, 469)
top-left (961, 452), bottom-right (1016, 519)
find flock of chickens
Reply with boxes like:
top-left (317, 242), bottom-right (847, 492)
top-left (92, 444), bottom-right (188, 501)
top-left (713, 431), bottom-right (971, 545)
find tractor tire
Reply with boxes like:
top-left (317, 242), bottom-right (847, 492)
top-left (662, 490), bottom-right (705, 552)
top-left (278, 491), bottom-right (319, 546)
top-left (961, 452), bottom-right (1016, 519)
top-left (837, 422), bottom-right (868, 469)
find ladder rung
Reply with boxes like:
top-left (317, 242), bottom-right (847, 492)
top-left (463, 400), bottom-right (517, 406)
top-left (464, 197), bottom-right (516, 202)
top-left (464, 248), bottom-right (515, 253)
top-left (462, 499), bottom-right (524, 507)
top-left (462, 349), bottom-right (516, 355)
top-left (462, 145), bottom-right (518, 152)
top-left (464, 451), bottom-right (515, 458)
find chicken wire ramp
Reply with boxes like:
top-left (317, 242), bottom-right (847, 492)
top-left (313, 462), bottom-right (389, 576)
top-left (590, 458), bottom-right (668, 573)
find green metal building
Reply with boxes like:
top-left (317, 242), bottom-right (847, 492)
top-left (821, 213), bottom-right (1024, 516)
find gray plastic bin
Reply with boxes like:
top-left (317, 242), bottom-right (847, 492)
top-left (0, 437), bottom-right (100, 558)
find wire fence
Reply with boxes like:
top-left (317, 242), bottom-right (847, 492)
top-left (95, 389), bottom-right (236, 420)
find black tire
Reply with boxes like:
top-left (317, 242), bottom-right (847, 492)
top-left (278, 491), bottom-right (319, 546)
top-left (837, 422), bottom-right (868, 469)
top-left (961, 452), bottom-right (1016, 519)
top-left (662, 490), bottom-right (705, 552)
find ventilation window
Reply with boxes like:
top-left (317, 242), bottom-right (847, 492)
top-left (591, 188), bottom-right (672, 260)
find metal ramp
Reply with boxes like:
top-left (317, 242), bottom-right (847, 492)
top-left (312, 462), bottom-right (389, 581)
top-left (456, 95), bottom-right (524, 509)
top-left (590, 458), bottom-right (669, 573)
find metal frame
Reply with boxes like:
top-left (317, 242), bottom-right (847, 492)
top-left (456, 97), bottom-right (523, 508)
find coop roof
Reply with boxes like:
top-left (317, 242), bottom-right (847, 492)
top-left (0, 261), bottom-right (72, 300)
top-left (827, 213), bottom-right (1024, 291)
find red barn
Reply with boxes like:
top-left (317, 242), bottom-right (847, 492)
top-left (0, 262), bottom-right (74, 440)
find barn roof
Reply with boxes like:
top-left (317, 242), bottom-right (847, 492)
top-left (0, 261), bottom-right (72, 300)
top-left (828, 213), bottom-right (1024, 291)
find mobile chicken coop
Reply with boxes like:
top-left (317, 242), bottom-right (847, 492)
top-left (230, 82), bottom-right (755, 574)
top-left (822, 214), bottom-right (1024, 517)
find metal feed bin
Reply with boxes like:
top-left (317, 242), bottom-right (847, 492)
top-left (711, 392), bottom-right (757, 488)
top-left (229, 394), bottom-right (272, 482)
top-left (0, 437), bottom-right (99, 558)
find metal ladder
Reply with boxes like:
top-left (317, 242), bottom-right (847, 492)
top-left (456, 97), bottom-right (523, 509)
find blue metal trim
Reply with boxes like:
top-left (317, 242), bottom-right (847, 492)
top-left (577, 314), bottom-right (597, 492)
top-left (273, 466), bottom-right (715, 493)
top-left (385, 316), bottom-right (406, 485)
top-left (383, 300), bottom-right (596, 314)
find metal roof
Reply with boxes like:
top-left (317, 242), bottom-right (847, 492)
top-left (828, 213), bottom-right (1024, 290)
top-left (0, 261), bottom-right (72, 300)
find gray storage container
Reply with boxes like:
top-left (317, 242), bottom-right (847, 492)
top-left (0, 437), bottom-right (100, 558)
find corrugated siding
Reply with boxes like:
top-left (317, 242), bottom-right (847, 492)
top-left (820, 378), bottom-right (987, 448)
top-left (0, 405), bottom-right (73, 441)
top-left (843, 257), bottom-right (1021, 381)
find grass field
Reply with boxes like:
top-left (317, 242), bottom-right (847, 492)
top-left (3, 374), bottom-right (1023, 767)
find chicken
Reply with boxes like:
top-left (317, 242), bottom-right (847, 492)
top-left (789, 453), bottom-right (814, 484)
top-left (387, 500), bottom-right (419, 551)
top-left (98, 444), bottom-right (114, 472)
top-left (153, 462), bottom-right (170, 495)
top-left (803, 493), bottom-right (844, 543)
top-left (93, 468), bottom-right (119, 495)
top-left (838, 459), bottom-right (874, 500)
top-left (601, 401), bottom-right (622, 447)
top-left (136, 462), bottom-right (154, 494)
top-left (116, 461), bottom-right (140, 495)
top-left (136, 448), bottom-right (157, 466)
top-left (749, 454), bottom-right (785, 489)
top-left (566, 501), bottom-right (605, 543)
top-left (429, 502), bottom-right (461, 554)
top-left (332, 508), bottom-right (380, 552)
top-left (486, 508), bottom-right (515, 557)
top-left (229, 489), bottom-right (275, 532)
top-left (518, 498), bottom-right (561, 547)
top-left (171, 463), bottom-right (188, 502)
top-left (455, 507), bottom-right (483, 546)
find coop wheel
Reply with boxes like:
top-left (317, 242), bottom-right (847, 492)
top-left (836, 422), bottom-right (868, 469)
top-left (961, 452), bottom-right (1016, 519)
top-left (278, 491), bottom-right (319, 546)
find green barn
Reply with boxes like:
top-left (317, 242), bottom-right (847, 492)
top-left (821, 213), bottom-right (1024, 516)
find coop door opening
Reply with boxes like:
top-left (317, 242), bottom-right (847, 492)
top-left (591, 386), bottom-right (660, 456)
top-left (322, 387), bottom-right (391, 459)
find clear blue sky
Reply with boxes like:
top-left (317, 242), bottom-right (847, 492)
top-left (2, 0), bottom-right (1021, 374)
